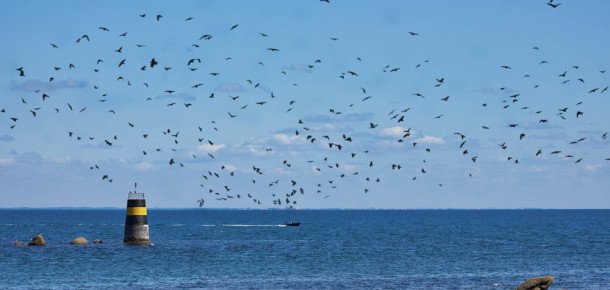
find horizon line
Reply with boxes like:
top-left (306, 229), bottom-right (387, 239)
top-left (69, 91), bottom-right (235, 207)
top-left (0, 207), bottom-right (608, 210)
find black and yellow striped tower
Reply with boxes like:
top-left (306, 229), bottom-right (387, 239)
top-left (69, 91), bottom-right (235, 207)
top-left (124, 185), bottom-right (151, 245)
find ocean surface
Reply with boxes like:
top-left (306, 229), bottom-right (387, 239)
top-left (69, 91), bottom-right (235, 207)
top-left (1, 209), bottom-right (609, 289)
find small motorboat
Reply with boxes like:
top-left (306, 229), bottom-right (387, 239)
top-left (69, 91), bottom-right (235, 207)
top-left (284, 221), bottom-right (301, 226)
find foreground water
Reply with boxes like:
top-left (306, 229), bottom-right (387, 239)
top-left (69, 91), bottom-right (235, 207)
top-left (1, 209), bottom-right (609, 289)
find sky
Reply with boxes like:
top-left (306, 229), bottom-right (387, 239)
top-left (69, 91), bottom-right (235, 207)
top-left (1, 0), bottom-right (609, 209)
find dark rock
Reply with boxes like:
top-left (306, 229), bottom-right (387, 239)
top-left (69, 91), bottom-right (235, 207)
top-left (93, 239), bottom-right (103, 244)
top-left (27, 234), bottom-right (46, 246)
top-left (516, 276), bottom-right (554, 290)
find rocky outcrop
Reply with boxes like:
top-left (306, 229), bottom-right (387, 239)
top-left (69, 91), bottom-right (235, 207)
top-left (93, 239), bottom-right (103, 244)
top-left (27, 234), bottom-right (46, 246)
top-left (69, 236), bottom-right (89, 245)
top-left (13, 241), bottom-right (24, 246)
top-left (516, 276), bottom-right (554, 290)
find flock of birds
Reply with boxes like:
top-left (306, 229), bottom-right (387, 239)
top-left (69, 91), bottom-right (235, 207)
top-left (4, 2), bottom-right (609, 208)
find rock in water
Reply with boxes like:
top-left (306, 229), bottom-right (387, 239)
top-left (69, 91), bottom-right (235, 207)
top-left (69, 236), bottom-right (89, 245)
top-left (93, 239), bottom-right (103, 244)
top-left (13, 241), bottom-right (24, 246)
top-left (516, 276), bottom-right (554, 290)
top-left (27, 234), bottom-right (46, 246)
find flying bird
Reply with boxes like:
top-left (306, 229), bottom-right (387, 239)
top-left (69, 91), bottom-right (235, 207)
top-left (188, 58), bottom-right (201, 66)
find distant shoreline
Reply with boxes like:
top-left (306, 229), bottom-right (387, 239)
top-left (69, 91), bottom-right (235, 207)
top-left (0, 207), bottom-right (608, 211)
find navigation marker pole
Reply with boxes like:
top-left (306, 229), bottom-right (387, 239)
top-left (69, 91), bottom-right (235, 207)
top-left (124, 182), bottom-right (151, 245)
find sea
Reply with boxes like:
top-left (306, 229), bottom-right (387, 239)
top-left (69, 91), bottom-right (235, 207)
top-left (0, 209), bottom-right (609, 289)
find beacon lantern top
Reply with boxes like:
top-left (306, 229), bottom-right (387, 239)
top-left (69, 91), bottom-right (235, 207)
top-left (128, 191), bottom-right (145, 200)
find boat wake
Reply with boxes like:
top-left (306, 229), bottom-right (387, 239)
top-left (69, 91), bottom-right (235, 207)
top-left (221, 224), bottom-right (286, 227)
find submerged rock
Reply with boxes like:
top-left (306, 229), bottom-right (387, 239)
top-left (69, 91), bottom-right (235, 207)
top-left (516, 276), bottom-right (554, 290)
top-left (27, 234), bottom-right (46, 246)
top-left (13, 241), bottom-right (24, 246)
top-left (93, 239), bottom-right (103, 244)
top-left (69, 236), bottom-right (89, 245)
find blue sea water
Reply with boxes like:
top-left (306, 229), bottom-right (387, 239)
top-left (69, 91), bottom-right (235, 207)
top-left (1, 209), bottom-right (609, 289)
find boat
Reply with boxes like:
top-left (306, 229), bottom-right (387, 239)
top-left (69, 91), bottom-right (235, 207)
top-left (284, 221), bottom-right (301, 226)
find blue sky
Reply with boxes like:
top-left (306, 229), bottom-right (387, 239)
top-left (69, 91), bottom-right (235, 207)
top-left (1, 0), bottom-right (609, 208)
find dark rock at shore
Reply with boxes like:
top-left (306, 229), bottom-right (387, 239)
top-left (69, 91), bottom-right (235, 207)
top-left (516, 276), bottom-right (554, 290)
top-left (27, 234), bottom-right (46, 246)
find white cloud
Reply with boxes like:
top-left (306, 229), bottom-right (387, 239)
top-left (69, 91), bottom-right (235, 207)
top-left (470, 166), bottom-right (482, 176)
top-left (246, 145), bottom-right (270, 156)
top-left (311, 165), bottom-right (322, 174)
top-left (224, 143), bottom-right (271, 156)
top-left (338, 163), bottom-right (358, 172)
top-left (242, 133), bottom-right (305, 147)
top-left (222, 164), bottom-right (237, 171)
top-left (247, 145), bottom-right (271, 156)
top-left (527, 166), bottom-right (549, 173)
top-left (272, 133), bottom-right (305, 145)
top-left (0, 158), bottom-right (16, 166)
top-left (197, 144), bottom-right (226, 153)
top-left (415, 136), bottom-right (444, 145)
top-left (135, 162), bottom-right (156, 170)
top-left (379, 126), bottom-right (409, 138)
top-left (584, 164), bottom-right (601, 172)
top-left (311, 124), bottom-right (339, 131)
top-left (10, 79), bottom-right (87, 92)
top-left (215, 82), bottom-right (245, 92)
top-left (48, 156), bottom-right (72, 164)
